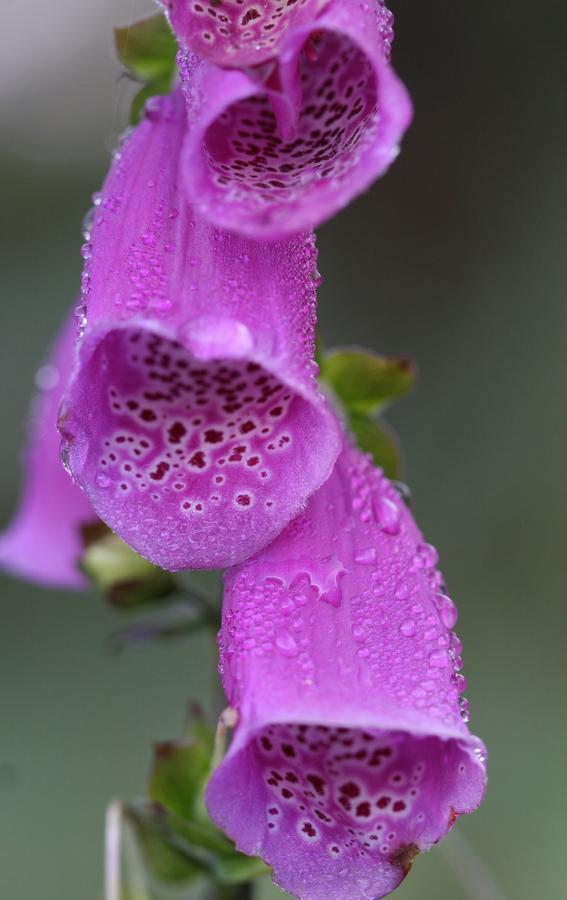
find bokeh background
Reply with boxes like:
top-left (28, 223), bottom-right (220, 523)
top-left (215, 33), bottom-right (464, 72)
top-left (1, 1), bottom-right (565, 898)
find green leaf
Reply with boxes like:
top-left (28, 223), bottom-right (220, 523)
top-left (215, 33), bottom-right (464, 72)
top-left (321, 348), bottom-right (416, 416)
top-left (168, 812), bottom-right (234, 857)
top-left (114, 14), bottom-right (178, 125)
top-left (348, 412), bottom-right (402, 480)
top-left (149, 734), bottom-right (213, 823)
top-left (129, 79), bottom-right (171, 129)
top-left (80, 529), bottom-right (176, 610)
top-left (124, 803), bottom-right (207, 885)
top-left (115, 14), bottom-right (177, 81)
top-left (215, 851), bottom-right (269, 884)
top-left (146, 715), bottom-right (269, 884)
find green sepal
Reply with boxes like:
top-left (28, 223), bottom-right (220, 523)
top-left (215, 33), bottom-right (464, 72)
top-left (215, 852), bottom-right (270, 884)
top-left (146, 713), bottom-right (269, 884)
top-left (124, 801), bottom-right (209, 885)
top-left (129, 81), bottom-right (170, 129)
top-left (149, 716), bottom-right (214, 823)
top-left (347, 412), bottom-right (402, 480)
top-left (80, 527), bottom-right (176, 610)
top-left (320, 348), bottom-right (416, 416)
top-left (110, 602), bottom-right (219, 651)
top-left (114, 14), bottom-right (178, 125)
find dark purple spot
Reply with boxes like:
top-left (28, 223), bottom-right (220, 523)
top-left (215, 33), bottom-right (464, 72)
top-left (188, 451), bottom-right (206, 469)
top-left (204, 429), bottom-right (224, 443)
top-left (340, 782), bottom-right (360, 799)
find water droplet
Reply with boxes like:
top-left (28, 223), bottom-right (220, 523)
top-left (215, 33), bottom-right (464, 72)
top-left (74, 303), bottom-right (88, 337)
top-left (435, 593), bottom-right (458, 629)
top-left (429, 649), bottom-right (449, 669)
top-left (275, 630), bottom-right (299, 658)
top-left (183, 316), bottom-right (253, 361)
top-left (395, 582), bottom-right (409, 600)
top-left (319, 564), bottom-right (346, 609)
top-left (354, 547), bottom-right (377, 565)
top-left (451, 673), bottom-right (468, 693)
top-left (413, 543), bottom-right (439, 569)
top-left (144, 96), bottom-right (164, 122)
top-left (473, 744), bottom-right (486, 766)
top-left (391, 480), bottom-right (412, 506)
top-left (60, 445), bottom-right (72, 478)
top-left (373, 496), bottom-right (401, 535)
top-left (459, 697), bottom-right (471, 723)
top-left (399, 619), bottom-right (416, 637)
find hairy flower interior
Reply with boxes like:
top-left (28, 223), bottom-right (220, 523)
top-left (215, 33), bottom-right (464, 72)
top-left (177, 0), bottom-right (327, 63)
top-left (221, 723), bottom-right (484, 861)
top-left (204, 30), bottom-right (377, 207)
top-left (65, 327), bottom-right (328, 568)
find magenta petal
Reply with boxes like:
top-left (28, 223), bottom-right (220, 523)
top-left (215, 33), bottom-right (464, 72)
top-left (207, 441), bottom-right (487, 899)
top-left (0, 316), bottom-right (93, 589)
top-left (180, 0), bottom-right (412, 238)
top-left (163, 0), bottom-right (329, 67)
top-left (59, 91), bottom-right (340, 571)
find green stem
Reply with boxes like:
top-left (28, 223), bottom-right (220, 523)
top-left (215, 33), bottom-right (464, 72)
top-left (184, 578), bottom-right (223, 630)
top-left (211, 883), bottom-right (254, 900)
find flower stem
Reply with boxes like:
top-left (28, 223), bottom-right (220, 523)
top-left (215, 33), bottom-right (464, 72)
top-left (212, 883), bottom-right (254, 900)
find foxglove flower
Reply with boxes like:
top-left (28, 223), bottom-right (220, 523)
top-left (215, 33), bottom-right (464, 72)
top-left (179, 0), bottom-right (412, 238)
top-left (59, 90), bottom-right (340, 571)
top-left (0, 316), bottom-right (93, 589)
top-left (163, 0), bottom-right (329, 67)
top-left (207, 441), bottom-right (487, 900)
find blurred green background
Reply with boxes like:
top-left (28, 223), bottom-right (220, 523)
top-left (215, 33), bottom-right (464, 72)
top-left (1, 1), bottom-right (565, 898)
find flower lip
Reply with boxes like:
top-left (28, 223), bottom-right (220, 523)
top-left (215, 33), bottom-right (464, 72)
top-left (180, 0), bottom-right (413, 238)
top-left (60, 320), bottom-right (339, 571)
top-left (164, 0), bottom-right (330, 68)
top-left (208, 720), bottom-right (487, 900)
top-left (207, 440), bottom-right (487, 897)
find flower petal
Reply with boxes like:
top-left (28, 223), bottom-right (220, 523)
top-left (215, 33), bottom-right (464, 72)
top-left (207, 440), bottom-right (487, 899)
top-left (180, 0), bottom-right (412, 238)
top-left (59, 91), bottom-right (340, 571)
top-left (163, 0), bottom-right (329, 67)
top-left (0, 315), bottom-right (93, 589)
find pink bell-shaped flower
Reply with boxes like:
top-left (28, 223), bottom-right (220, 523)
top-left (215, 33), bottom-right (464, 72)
top-left (59, 90), bottom-right (340, 571)
top-left (207, 440), bottom-right (487, 899)
top-left (0, 316), bottom-right (93, 589)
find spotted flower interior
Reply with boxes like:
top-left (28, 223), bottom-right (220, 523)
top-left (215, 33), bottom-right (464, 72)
top-left (59, 90), bottom-right (340, 571)
top-left (204, 33), bottom-right (377, 204)
top-left (62, 327), bottom-right (336, 570)
top-left (180, 0), bottom-right (412, 236)
top-left (165, 0), bottom-right (329, 66)
top-left (213, 723), bottom-right (485, 899)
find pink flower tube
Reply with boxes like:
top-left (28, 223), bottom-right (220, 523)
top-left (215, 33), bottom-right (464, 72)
top-left (59, 91), bottom-right (340, 571)
top-left (162, 0), bottom-right (330, 67)
top-left (207, 441), bottom-right (487, 899)
top-left (179, 0), bottom-right (412, 238)
top-left (0, 316), bottom-right (93, 589)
